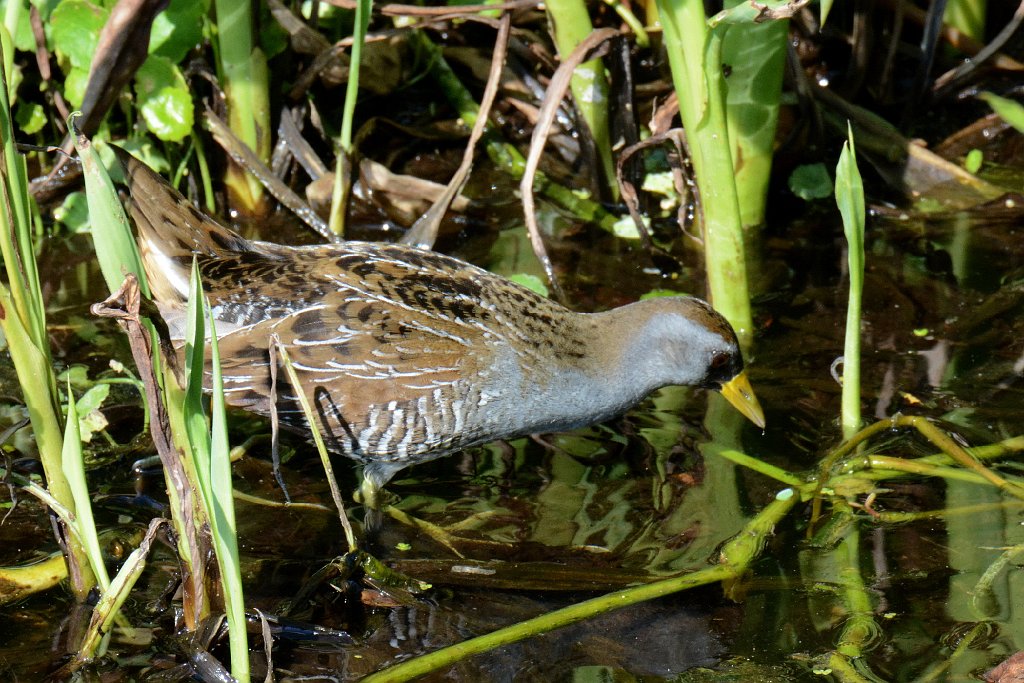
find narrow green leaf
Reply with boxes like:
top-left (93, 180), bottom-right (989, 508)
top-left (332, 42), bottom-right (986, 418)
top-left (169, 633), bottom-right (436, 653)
top-left (835, 124), bottom-right (865, 441)
top-left (62, 383), bottom-right (111, 590)
top-left (979, 92), bottom-right (1024, 135)
top-left (184, 259), bottom-right (249, 682)
top-left (206, 293), bottom-right (248, 681)
top-left (820, 0), bottom-right (834, 25)
top-left (73, 127), bottom-right (152, 299)
top-left (183, 258), bottom-right (211, 500)
top-left (0, 41), bottom-right (47, 351)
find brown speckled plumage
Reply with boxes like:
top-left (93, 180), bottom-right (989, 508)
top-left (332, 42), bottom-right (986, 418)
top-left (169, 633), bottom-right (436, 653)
top-left (114, 147), bottom-right (764, 496)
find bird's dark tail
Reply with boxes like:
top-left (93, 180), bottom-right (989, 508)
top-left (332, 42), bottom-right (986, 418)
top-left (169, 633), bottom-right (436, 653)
top-left (110, 145), bottom-right (251, 307)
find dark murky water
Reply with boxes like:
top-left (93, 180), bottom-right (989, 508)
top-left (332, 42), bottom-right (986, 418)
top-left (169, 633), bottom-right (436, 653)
top-left (2, 169), bottom-right (1024, 681)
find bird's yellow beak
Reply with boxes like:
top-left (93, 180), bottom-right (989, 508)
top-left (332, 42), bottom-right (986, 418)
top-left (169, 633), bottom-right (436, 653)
top-left (719, 371), bottom-right (765, 428)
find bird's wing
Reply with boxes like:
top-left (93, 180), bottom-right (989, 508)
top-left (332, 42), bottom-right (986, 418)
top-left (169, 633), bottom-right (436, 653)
top-left (212, 286), bottom-right (486, 459)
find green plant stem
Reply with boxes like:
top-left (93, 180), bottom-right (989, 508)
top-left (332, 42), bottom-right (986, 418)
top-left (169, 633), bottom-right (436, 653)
top-left (809, 499), bottom-right (880, 682)
top-left (329, 0), bottom-right (372, 237)
top-left (714, 448), bottom-right (805, 487)
top-left (362, 489), bottom-right (797, 682)
top-left (860, 455), bottom-right (992, 485)
top-left (832, 505), bottom-right (875, 659)
top-left (914, 621), bottom-right (989, 683)
top-left (192, 131), bottom-right (216, 212)
top-left (339, 0), bottom-right (370, 153)
top-left (655, 0), bottom-right (753, 348)
top-left (813, 417), bottom-right (1024, 528)
top-left (274, 339), bottom-right (358, 552)
top-left (876, 501), bottom-right (1024, 523)
top-left (827, 655), bottom-right (876, 683)
top-left (973, 542), bottom-right (1024, 607)
top-left (835, 129), bottom-right (864, 441)
top-left (601, 0), bottom-right (649, 46)
top-left (92, 276), bottom-right (213, 630)
top-left (0, 289), bottom-right (93, 594)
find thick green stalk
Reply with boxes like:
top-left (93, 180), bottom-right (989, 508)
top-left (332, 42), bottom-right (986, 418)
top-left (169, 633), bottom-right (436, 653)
top-left (213, 0), bottom-right (270, 210)
top-left (0, 48), bottom-right (94, 598)
top-left (0, 286), bottom-right (94, 598)
top-left (545, 0), bottom-right (616, 196)
top-left (655, 0), bottom-right (753, 347)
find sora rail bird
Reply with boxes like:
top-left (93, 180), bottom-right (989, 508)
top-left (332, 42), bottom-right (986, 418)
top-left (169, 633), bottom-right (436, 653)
top-left (113, 147), bottom-right (765, 506)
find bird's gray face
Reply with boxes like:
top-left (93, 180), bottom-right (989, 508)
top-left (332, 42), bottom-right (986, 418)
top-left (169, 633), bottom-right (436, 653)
top-left (697, 344), bottom-right (744, 391)
top-left (645, 301), bottom-right (763, 428)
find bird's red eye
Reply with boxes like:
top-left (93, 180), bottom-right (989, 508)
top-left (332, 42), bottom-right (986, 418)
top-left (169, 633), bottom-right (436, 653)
top-left (711, 352), bottom-right (730, 369)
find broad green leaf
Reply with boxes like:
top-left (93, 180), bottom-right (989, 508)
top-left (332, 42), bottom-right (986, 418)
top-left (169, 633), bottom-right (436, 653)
top-left (50, 0), bottom-right (107, 70)
top-left (76, 382), bottom-right (109, 415)
top-left (789, 163), bottom-right (833, 200)
top-left (611, 216), bottom-right (642, 240)
top-left (78, 405), bottom-right (108, 442)
top-left (15, 100), bottom-right (45, 133)
top-left (640, 171), bottom-right (675, 197)
top-left (53, 190), bottom-right (89, 232)
top-left (62, 66), bottom-right (89, 108)
top-left (134, 55), bottom-right (193, 142)
top-left (5, 1), bottom-right (36, 52)
top-left (507, 273), bottom-right (548, 297)
top-left (149, 0), bottom-right (207, 63)
top-left (58, 364), bottom-right (91, 389)
top-left (964, 148), bottom-right (983, 174)
top-left (76, 384), bottom-right (110, 442)
top-left (708, 0), bottom-right (794, 27)
top-left (258, 4), bottom-right (289, 59)
top-left (722, 8), bottom-right (787, 227)
top-left (115, 138), bottom-right (170, 174)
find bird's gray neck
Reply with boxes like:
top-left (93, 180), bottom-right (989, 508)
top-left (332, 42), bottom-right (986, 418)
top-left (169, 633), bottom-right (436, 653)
top-left (512, 300), bottom-right (713, 433)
